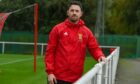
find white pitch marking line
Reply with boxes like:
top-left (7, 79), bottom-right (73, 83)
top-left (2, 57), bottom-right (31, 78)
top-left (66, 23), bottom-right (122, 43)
top-left (0, 57), bottom-right (42, 65)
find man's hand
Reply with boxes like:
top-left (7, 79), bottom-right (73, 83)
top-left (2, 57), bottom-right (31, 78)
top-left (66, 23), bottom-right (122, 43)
top-left (98, 56), bottom-right (107, 63)
top-left (48, 74), bottom-right (57, 84)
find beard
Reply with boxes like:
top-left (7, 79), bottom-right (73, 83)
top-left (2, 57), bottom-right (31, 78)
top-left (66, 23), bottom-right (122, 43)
top-left (69, 15), bottom-right (79, 23)
top-left (70, 19), bottom-right (78, 23)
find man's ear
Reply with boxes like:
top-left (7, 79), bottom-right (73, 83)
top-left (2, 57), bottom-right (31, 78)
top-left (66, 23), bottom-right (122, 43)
top-left (80, 11), bottom-right (83, 17)
top-left (67, 10), bottom-right (69, 16)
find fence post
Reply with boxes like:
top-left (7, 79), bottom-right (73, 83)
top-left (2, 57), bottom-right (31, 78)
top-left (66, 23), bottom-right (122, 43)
top-left (97, 64), bottom-right (103, 84)
top-left (41, 44), bottom-right (44, 56)
top-left (108, 59), bottom-right (111, 84)
top-left (2, 42), bottom-right (5, 54)
top-left (136, 37), bottom-right (140, 58)
top-left (105, 62), bottom-right (109, 84)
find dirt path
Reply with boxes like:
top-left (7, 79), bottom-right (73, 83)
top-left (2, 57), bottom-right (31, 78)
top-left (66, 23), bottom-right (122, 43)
top-left (115, 58), bottom-right (140, 84)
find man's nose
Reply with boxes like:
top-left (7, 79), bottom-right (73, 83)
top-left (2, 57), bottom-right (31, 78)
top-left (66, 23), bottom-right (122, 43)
top-left (73, 11), bottom-right (77, 14)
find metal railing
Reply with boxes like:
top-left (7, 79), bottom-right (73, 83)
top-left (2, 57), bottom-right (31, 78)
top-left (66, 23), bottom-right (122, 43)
top-left (0, 41), bottom-right (47, 55)
top-left (74, 46), bottom-right (120, 84)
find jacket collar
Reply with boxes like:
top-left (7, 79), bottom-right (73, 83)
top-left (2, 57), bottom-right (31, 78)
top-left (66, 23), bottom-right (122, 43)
top-left (64, 18), bottom-right (85, 28)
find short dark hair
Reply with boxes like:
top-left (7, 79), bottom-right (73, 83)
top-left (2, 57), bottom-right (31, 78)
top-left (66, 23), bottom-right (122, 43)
top-left (67, 0), bottom-right (83, 11)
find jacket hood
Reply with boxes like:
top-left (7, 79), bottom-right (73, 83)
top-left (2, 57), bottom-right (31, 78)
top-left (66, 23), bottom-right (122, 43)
top-left (64, 18), bottom-right (85, 28)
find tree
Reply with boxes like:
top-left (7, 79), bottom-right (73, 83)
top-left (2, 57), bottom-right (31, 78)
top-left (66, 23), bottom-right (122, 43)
top-left (0, 0), bottom-right (99, 34)
top-left (106, 0), bottom-right (140, 35)
top-left (39, 0), bottom-right (98, 34)
top-left (0, 0), bottom-right (34, 31)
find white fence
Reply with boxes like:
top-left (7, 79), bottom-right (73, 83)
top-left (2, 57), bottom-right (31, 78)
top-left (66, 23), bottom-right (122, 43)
top-left (0, 41), bottom-right (47, 55)
top-left (74, 46), bottom-right (120, 84)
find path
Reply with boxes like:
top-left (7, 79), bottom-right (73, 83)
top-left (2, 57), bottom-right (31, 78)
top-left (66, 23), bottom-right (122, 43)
top-left (115, 58), bottom-right (140, 84)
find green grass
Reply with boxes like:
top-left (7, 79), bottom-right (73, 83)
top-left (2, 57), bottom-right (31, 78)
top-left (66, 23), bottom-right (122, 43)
top-left (0, 54), bottom-right (97, 84)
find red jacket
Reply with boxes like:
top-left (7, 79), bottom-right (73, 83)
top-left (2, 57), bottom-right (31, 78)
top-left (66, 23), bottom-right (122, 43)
top-left (45, 19), bottom-right (104, 82)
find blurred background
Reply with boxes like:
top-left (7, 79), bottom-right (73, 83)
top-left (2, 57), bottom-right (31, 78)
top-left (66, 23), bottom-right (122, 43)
top-left (0, 0), bottom-right (140, 58)
top-left (0, 0), bottom-right (140, 84)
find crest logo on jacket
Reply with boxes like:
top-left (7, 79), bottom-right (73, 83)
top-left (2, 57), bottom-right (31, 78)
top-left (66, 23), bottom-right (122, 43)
top-left (78, 33), bottom-right (82, 41)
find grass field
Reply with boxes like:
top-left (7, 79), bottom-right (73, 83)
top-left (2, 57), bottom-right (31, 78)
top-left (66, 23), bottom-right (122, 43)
top-left (0, 54), bottom-right (97, 84)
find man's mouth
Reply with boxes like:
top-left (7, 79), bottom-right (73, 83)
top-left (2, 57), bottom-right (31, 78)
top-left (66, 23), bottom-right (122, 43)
top-left (72, 15), bottom-right (77, 18)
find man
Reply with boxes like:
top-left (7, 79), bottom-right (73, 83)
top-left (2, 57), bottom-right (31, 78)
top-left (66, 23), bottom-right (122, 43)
top-left (45, 1), bottom-right (106, 84)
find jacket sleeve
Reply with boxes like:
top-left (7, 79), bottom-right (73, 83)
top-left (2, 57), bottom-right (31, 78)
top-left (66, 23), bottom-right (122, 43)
top-left (87, 31), bottom-right (105, 61)
top-left (45, 26), bottom-right (58, 74)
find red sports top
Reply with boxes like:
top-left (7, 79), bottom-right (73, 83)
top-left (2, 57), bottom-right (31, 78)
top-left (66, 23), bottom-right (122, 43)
top-left (45, 19), bottom-right (104, 82)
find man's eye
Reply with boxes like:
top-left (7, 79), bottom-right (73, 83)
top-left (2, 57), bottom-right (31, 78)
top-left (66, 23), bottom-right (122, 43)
top-left (70, 10), bottom-right (74, 12)
top-left (76, 10), bottom-right (79, 12)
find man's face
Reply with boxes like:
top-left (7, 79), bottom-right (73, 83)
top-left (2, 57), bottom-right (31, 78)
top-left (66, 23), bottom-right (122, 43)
top-left (67, 5), bottom-right (83, 23)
